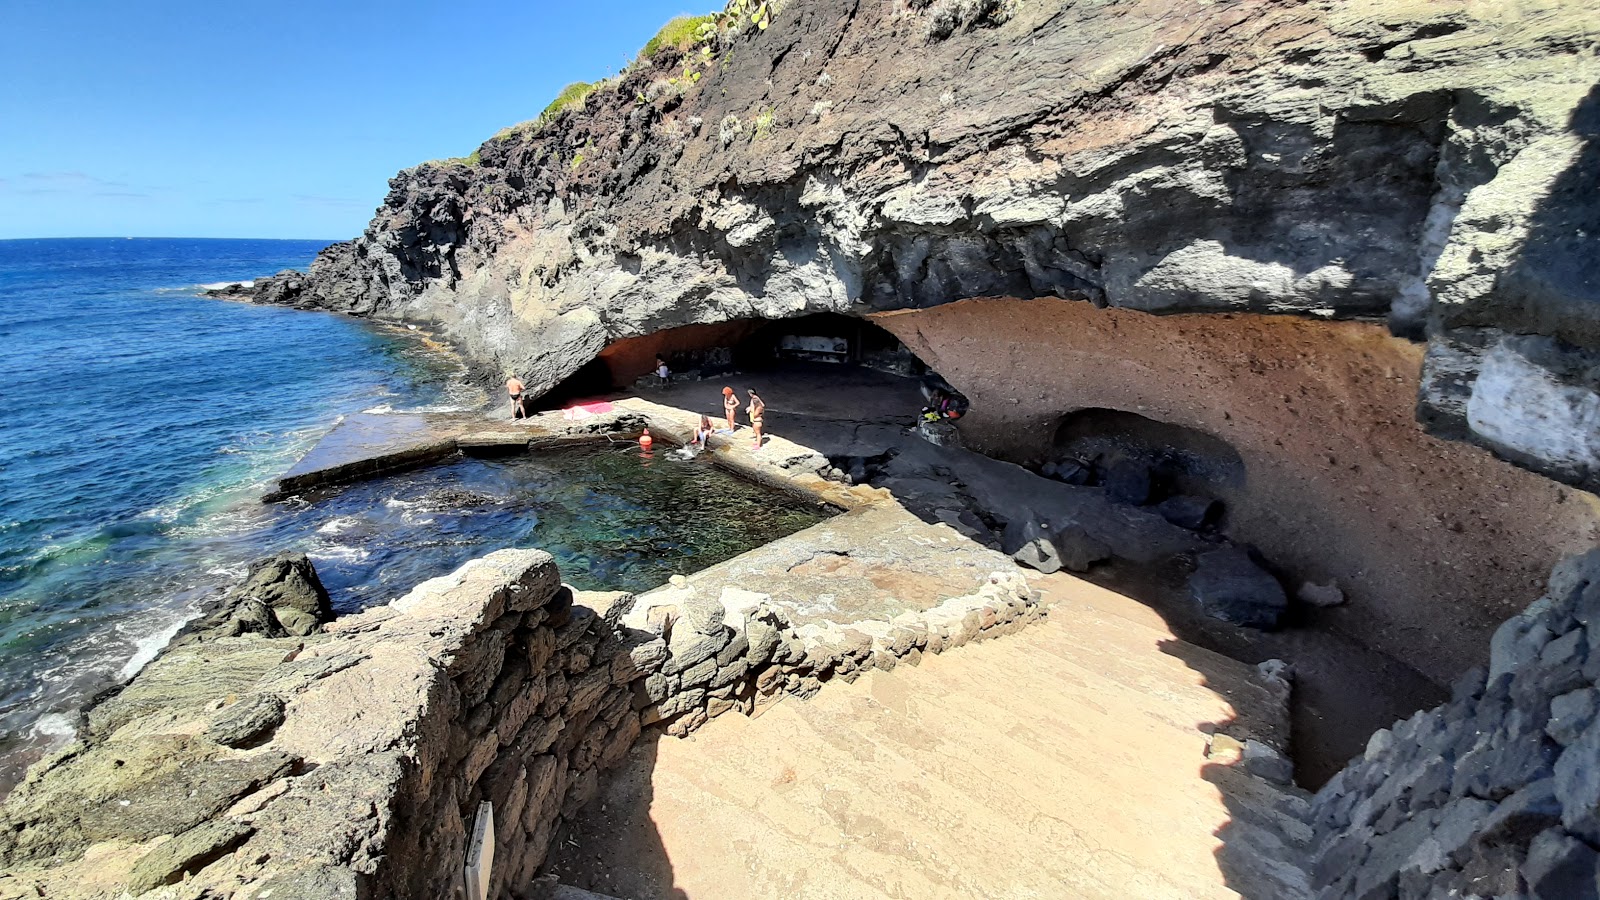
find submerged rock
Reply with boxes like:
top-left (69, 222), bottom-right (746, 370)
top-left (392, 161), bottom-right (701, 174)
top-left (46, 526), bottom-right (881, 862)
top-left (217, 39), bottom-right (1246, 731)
top-left (1188, 548), bottom-right (1287, 630)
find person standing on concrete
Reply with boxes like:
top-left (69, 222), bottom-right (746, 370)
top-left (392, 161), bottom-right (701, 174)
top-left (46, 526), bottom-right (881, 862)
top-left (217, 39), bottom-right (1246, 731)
top-left (506, 375), bottom-right (527, 419)
top-left (747, 389), bottom-right (766, 449)
top-left (722, 386), bottom-right (739, 432)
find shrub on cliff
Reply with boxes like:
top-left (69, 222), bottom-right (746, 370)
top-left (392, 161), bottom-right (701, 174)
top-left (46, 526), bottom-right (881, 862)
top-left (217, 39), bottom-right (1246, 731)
top-left (642, 14), bottom-right (718, 58)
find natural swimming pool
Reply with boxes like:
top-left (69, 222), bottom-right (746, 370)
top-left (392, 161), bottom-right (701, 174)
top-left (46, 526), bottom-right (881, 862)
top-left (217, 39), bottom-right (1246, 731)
top-left (289, 442), bottom-right (833, 608)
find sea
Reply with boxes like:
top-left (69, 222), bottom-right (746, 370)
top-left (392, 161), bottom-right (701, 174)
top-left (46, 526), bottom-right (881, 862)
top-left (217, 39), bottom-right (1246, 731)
top-left (0, 238), bottom-right (476, 788)
top-left (0, 237), bottom-right (828, 796)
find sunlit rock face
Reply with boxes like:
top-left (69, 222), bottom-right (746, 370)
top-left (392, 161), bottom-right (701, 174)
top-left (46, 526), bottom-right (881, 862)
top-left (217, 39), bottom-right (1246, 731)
top-left (251, 0), bottom-right (1599, 490)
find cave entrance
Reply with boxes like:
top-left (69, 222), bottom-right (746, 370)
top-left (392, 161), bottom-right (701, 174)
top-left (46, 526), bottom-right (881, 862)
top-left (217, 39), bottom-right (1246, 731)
top-left (727, 313), bottom-right (926, 376)
top-left (547, 314), bottom-right (935, 401)
top-left (1049, 408), bottom-right (1247, 502)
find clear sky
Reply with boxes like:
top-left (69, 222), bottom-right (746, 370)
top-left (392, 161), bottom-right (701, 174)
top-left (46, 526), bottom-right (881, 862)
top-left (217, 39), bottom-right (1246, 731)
top-left (0, 0), bottom-right (712, 240)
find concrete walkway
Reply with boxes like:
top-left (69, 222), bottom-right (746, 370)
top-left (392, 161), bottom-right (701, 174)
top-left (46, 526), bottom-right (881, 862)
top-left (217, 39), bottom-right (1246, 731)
top-left (547, 575), bottom-right (1313, 900)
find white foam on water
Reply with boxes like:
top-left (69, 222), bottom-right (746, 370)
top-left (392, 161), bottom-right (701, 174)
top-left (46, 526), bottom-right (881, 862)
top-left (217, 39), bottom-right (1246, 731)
top-left (317, 516), bottom-right (360, 535)
top-left (310, 545), bottom-right (371, 564)
top-left (197, 280), bottom-right (254, 290)
top-left (31, 713), bottom-right (76, 740)
top-left (117, 614), bottom-right (194, 681)
top-left (383, 497), bottom-right (417, 509)
top-left (362, 404), bottom-right (396, 415)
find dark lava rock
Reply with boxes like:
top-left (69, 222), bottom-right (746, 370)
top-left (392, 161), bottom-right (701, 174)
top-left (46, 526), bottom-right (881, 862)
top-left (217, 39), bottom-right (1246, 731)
top-left (207, 693), bottom-right (287, 748)
top-left (1001, 517), bottom-right (1045, 556)
top-left (1187, 547), bottom-right (1287, 630)
top-left (183, 553), bottom-right (334, 642)
top-left (1103, 460), bottom-right (1153, 505)
top-left (232, 553), bottom-right (333, 638)
top-left (1155, 495), bottom-right (1221, 530)
top-left (1013, 535), bottom-right (1063, 574)
top-left (1055, 526), bottom-right (1111, 573)
top-left (1522, 828), bottom-right (1600, 900)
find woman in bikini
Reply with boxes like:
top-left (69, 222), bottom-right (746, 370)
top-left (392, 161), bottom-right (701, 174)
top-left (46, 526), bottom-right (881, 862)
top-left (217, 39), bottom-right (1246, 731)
top-left (747, 389), bottom-right (766, 449)
top-left (722, 386), bottom-right (739, 431)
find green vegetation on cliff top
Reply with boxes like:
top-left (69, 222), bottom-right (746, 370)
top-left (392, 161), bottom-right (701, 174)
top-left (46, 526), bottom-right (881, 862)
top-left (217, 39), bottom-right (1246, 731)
top-left (431, 6), bottom-right (747, 167)
top-left (642, 14), bottom-right (719, 58)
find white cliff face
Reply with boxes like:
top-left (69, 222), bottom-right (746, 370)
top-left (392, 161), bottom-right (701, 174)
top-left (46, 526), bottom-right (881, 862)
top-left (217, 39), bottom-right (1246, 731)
top-left (1468, 337), bottom-right (1600, 484)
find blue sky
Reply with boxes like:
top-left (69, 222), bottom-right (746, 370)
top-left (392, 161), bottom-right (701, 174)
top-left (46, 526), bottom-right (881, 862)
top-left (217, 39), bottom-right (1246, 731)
top-left (0, 0), bottom-right (711, 240)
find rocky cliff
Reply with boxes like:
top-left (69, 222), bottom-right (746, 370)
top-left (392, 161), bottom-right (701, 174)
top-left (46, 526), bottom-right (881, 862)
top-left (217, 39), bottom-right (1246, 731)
top-left (251, 0), bottom-right (1598, 490)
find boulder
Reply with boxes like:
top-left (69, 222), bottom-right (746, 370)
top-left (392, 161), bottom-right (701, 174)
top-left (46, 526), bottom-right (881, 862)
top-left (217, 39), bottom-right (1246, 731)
top-left (1013, 539), bottom-right (1062, 574)
top-left (1297, 580), bottom-right (1346, 608)
top-left (233, 553), bottom-right (333, 637)
top-left (179, 553), bottom-right (334, 643)
top-left (1103, 460), bottom-right (1153, 505)
top-left (1188, 548), bottom-right (1288, 630)
top-left (1155, 495), bottom-right (1220, 530)
top-left (1054, 526), bottom-right (1111, 573)
top-left (207, 694), bottom-right (287, 748)
top-left (1001, 517), bottom-right (1045, 556)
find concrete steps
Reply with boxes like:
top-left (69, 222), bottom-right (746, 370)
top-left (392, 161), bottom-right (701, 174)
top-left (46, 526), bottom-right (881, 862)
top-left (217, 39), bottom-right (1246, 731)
top-left (548, 575), bottom-right (1314, 899)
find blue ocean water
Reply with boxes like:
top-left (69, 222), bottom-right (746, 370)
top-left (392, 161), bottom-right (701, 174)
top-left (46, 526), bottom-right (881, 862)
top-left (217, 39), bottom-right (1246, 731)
top-left (0, 238), bottom-right (471, 779)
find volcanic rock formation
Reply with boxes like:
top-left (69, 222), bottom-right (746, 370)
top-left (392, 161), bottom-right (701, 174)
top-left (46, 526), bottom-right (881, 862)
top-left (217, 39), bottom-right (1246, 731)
top-left (238, 0), bottom-right (1599, 493)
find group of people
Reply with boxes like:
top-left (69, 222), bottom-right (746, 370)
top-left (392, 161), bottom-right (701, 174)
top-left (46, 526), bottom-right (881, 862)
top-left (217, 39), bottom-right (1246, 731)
top-left (694, 386), bottom-right (765, 450)
top-left (508, 371), bottom-right (767, 451)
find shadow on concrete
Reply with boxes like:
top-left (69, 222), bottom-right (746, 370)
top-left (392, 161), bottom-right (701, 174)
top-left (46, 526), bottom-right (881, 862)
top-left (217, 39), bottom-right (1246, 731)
top-left (539, 733), bottom-right (688, 900)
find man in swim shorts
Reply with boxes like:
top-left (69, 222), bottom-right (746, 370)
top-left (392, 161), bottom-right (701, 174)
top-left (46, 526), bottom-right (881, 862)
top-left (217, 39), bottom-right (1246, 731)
top-left (506, 375), bottom-right (526, 419)
top-left (747, 389), bottom-right (766, 449)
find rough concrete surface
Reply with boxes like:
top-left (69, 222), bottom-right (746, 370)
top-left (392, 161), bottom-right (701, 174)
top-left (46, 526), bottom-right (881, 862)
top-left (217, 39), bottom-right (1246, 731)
top-left (551, 573), bottom-right (1310, 900)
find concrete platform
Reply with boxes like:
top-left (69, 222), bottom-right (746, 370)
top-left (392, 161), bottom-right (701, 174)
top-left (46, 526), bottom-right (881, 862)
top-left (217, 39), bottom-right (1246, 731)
top-left (548, 573), bottom-right (1312, 900)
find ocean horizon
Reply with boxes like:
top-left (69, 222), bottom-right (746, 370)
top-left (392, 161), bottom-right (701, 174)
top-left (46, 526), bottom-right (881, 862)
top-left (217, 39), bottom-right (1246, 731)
top-left (0, 237), bottom-right (473, 790)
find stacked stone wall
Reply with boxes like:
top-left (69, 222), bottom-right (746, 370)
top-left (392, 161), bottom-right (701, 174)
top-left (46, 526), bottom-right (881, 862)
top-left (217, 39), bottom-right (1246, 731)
top-left (1308, 550), bottom-right (1600, 899)
top-left (371, 551), bottom-right (1042, 897)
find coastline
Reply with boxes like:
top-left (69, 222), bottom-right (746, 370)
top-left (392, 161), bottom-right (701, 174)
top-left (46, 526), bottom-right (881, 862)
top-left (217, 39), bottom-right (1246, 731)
top-left (0, 274), bottom-right (484, 801)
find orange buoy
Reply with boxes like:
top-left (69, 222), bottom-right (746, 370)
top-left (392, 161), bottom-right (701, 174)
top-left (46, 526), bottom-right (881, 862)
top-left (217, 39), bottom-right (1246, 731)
top-left (638, 428), bottom-right (653, 450)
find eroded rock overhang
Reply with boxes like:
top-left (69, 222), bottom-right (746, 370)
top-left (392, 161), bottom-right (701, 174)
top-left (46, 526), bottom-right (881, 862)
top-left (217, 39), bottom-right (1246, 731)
top-left (256, 0), bottom-right (1599, 490)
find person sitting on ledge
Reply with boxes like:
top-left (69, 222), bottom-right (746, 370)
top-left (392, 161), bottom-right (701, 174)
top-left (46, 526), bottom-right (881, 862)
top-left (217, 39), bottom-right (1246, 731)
top-left (694, 414), bottom-right (714, 450)
top-left (506, 375), bottom-right (526, 419)
top-left (747, 388), bottom-right (766, 449)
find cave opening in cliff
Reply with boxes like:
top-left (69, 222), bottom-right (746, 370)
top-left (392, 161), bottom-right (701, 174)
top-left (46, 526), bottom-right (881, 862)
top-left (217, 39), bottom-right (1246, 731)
top-left (1049, 408), bottom-right (1247, 504)
top-left (542, 314), bottom-right (939, 406)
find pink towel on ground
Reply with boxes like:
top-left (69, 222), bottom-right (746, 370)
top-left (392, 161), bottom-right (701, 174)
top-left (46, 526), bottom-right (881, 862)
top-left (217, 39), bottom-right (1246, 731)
top-left (561, 400), bottom-right (615, 420)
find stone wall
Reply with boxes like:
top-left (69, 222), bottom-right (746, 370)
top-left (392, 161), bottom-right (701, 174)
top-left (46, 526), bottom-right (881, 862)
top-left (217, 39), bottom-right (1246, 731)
top-left (1307, 549), bottom-right (1600, 898)
top-left (0, 548), bottom-right (1044, 897)
top-left (382, 553), bottom-right (1044, 897)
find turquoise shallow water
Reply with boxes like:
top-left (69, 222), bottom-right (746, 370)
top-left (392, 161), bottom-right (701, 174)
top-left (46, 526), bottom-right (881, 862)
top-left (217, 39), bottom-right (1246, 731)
top-left (0, 238), bottom-right (472, 777)
top-left (0, 238), bottom-right (826, 792)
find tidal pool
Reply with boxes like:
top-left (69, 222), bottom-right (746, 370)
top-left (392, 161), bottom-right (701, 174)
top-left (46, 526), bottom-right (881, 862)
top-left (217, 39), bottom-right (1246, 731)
top-left (287, 442), bottom-right (832, 608)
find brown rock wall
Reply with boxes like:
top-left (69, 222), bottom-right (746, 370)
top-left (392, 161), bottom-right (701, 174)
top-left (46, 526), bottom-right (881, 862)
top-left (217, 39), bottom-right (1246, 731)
top-left (877, 297), bottom-right (1600, 681)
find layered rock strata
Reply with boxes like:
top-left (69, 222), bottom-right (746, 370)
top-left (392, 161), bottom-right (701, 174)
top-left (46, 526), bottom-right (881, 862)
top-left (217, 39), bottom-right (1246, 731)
top-left (232, 0), bottom-right (1599, 492)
